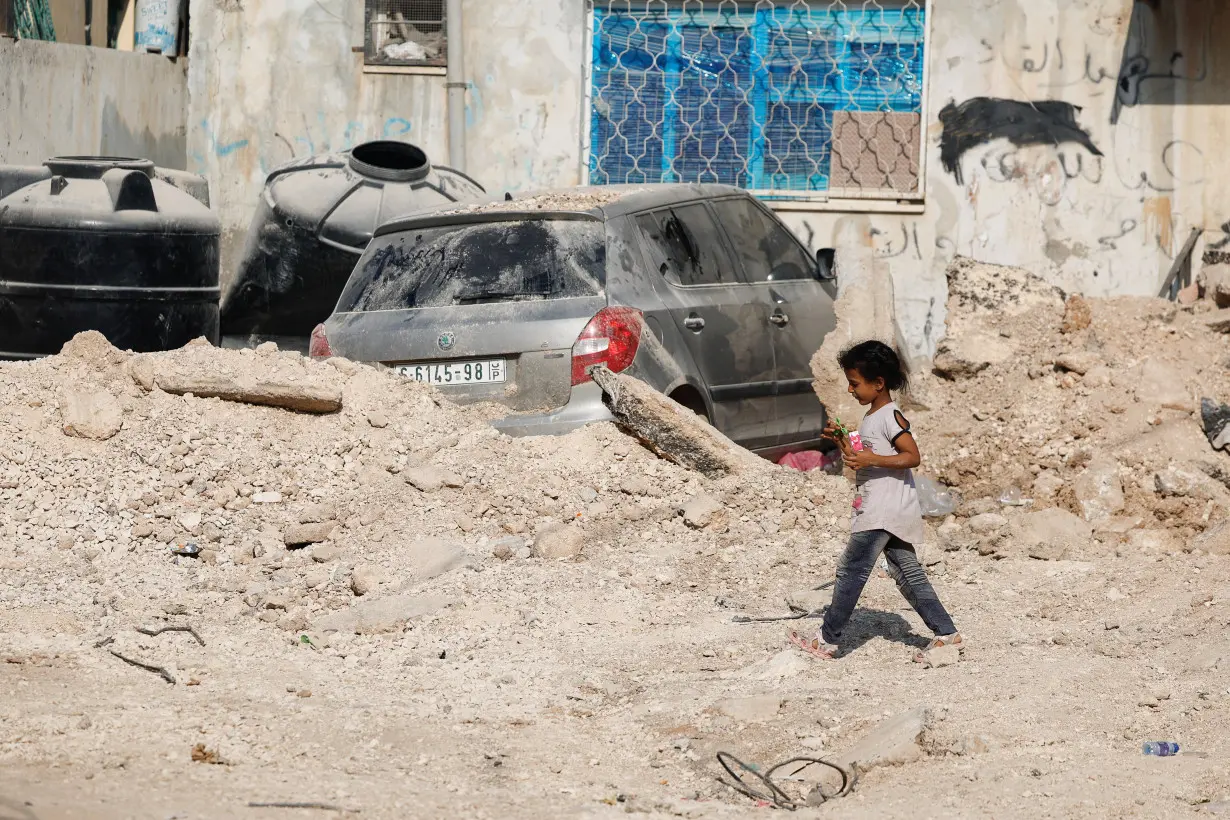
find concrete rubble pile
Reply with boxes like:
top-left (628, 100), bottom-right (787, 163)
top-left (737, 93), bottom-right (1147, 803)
top-left (911, 256), bottom-right (1230, 560)
top-left (0, 331), bottom-right (847, 641)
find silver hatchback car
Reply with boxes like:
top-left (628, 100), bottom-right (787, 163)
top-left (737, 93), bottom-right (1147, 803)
top-left (312, 184), bottom-right (837, 459)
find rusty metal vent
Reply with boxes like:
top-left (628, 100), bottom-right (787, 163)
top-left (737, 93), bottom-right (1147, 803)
top-left (365, 0), bottom-right (446, 67)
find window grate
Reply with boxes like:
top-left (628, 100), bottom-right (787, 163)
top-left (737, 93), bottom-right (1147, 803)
top-left (365, 0), bottom-right (446, 67)
top-left (588, 0), bottom-right (926, 199)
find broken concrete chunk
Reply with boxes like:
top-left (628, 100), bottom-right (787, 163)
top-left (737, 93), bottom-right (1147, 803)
top-left (1202, 309), bottom-right (1230, 334)
top-left (406, 537), bottom-right (469, 579)
top-left (680, 494), bottom-right (723, 529)
top-left (310, 545), bottom-right (341, 563)
top-left (1199, 262), bottom-right (1230, 309)
top-left (1193, 521), bottom-right (1230, 556)
top-left (966, 512), bottom-right (1007, 535)
top-left (533, 524), bottom-right (584, 560)
top-left (1135, 359), bottom-right (1192, 412)
top-left (1061, 294), bottom-right (1092, 334)
top-left (251, 491), bottom-right (283, 504)
top-left (1053, 351), bottom-right (1100, 376)
top-left (129, 350), bottom-right (343, 413)
top-left (283, 522), bottom-right (337, 547)
top-left (1072, 456), bottom-right (1125, 523)
top-left (923, 644), bottom-right (960, 668)
top-left (60, 387), bottom-right (123, 441)
top-left (297, 503), bottom-right (338, 524)
top-left (1016, 507), bottom-right (1092, 559)
top-left (590, 365), bottom-right (766, 478)
top-left (313, 593), bottom-right (450, 635)
top-left (833, 704), bottom-right (929, 771)
top-left (404, 466), bottom-right (464, 493)
top-left (716, 695), bottom-right (782, 723)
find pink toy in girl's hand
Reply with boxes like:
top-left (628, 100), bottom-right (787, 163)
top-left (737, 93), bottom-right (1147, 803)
top-left (848, 432), bottom-right (863, 452)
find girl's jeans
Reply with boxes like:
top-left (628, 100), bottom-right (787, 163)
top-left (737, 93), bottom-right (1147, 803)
top-left (821, 529), bottom-right (957, 645)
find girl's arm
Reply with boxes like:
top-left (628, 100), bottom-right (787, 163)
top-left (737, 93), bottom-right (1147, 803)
top-left (843, 431), bottom-right (922, 470)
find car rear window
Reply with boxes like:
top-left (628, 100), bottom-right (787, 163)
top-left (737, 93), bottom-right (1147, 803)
top-left (337, 218), bottom-right (606, 312)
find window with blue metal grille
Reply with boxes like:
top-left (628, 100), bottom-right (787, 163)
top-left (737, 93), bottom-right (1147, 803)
top-left (587, 1), bottom-right (926, 198)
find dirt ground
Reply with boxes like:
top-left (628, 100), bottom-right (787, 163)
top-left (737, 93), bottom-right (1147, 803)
top-left (2, 259), bottom-right (1229, 819)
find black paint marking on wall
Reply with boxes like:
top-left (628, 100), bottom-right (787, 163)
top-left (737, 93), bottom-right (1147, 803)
top-left (938, 98), bottom-right (1102, 184)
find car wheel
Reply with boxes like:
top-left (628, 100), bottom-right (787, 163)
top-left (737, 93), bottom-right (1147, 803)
top-left (669, 387), bottom-right (711, 425)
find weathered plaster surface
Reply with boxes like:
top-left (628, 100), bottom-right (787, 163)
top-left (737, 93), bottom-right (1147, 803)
top-left (0, 39), bottom-right (187, 169)
top-left (188, 0), bottom-right (1230, 356)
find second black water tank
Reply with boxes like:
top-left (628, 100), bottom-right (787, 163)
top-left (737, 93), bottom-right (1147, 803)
top-left (221, 140), bottom-right (487, 351)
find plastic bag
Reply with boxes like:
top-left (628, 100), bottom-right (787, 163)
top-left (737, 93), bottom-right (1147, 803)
top-left (916, 475), bottom-right (958, 518)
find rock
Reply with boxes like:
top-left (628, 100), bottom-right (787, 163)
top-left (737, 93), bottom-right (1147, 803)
top-left (59, 388), bottom-right (123, 441)
top-left (1154, 467), bottom-right (1211, 499)
top-left (785, 587), bottom-right (832, 614)
top-left (932, 336), bottom-right (998, 379)
top-left (590, 365), bottom-right (767, 478)
top-left (966, 512), bottom-right (1007, 535)
top-left (923, 644), bottom-right (960, 668)
top-left (314, 594), bottom-right (450, 635)
top-left (949, 734), bottom-right (992, 756)
top-left (621, 476), bottom-right (651, 496)
top-left (406, 537), bottom-right (469, 579)
top-left (367, 412), bottom-right (389, 429)
top-left (1136, 359), bottom-right (1192, 412)
top-left (350, 564), bottom-right (389, 597)
top-left (283, 522), bottom-right (336, 548)
top-left (1072, 456), bottom-right (1125, 523)
top-left (1017, 507), bottom-right (1092, 559)
top-left (1032, 471), bottom-right (1064, 500)
top-left (490, 536), bottom-right (523, 561)
top-left (1061, 294), bottom-right (1092, 333)
top-left (1202, 308), bottom-right (1230, 334)
top-left (405, 466), bottom-right (464, 493)
top-left (310, 545), bottom-right (341, 563)
top-left (745, 651), bottom-right (812, 681)
top-left (1201, 398), bottom-right (1230, 451)
top-left (1194, 521), bottom-right (1230, 555)
top-left (680, 494), bottom-right (724, 529)
top-left (1082, 365), bottom-right (1113, 388)
top-left (1127, 529), bottom-right (1182, 553)
top-left (252, 491), bottom-right (283, 504)
top-left (1199, 262), bottom-right (1230, 308)
top-left (298, 503), bottom-right (337, 524)
top-left (716, 695), bottom-right (782, 723)
top-left (131, 521), bottom-right (155, 539)
top-left (533, 524), bottom-right (584, 559)
top-left (833, 705), bottom-right (929, 770)
top-left (178, 511), bottom-right (203, 534)
top-left (304, 568), bottom-right (330, 589)
top-left (1186, 644), bottom-right (1228, 672)
top-left (1053, 351), bottom-right (1099, 375)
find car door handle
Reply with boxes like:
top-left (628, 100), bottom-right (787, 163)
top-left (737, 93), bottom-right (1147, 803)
top-left (770, 311), bottom-right (789, 326)
top-left (684, 315), bottom-right (705, 331)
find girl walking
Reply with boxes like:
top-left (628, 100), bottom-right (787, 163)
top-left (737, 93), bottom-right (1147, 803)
top-left (788, 341), bottom-right (961, 662)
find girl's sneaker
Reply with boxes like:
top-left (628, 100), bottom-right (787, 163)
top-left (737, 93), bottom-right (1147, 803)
top-left (787, 629), bottom-right (838, 660)
top-left (913, 633), bottom-right (964, 663)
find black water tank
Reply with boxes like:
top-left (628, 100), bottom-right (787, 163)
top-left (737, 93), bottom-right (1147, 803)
top-left (0, 156), bottom-right (220, 359)
top-left (221, 140), bottom-right (486, 351)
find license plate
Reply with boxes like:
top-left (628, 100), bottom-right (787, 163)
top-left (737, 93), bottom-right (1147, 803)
top-left (396, 359), bottom-right (507, 385)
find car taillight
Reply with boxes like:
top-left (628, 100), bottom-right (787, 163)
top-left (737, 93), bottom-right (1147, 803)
top-left (571, 307), bottom-right (643, 386)
top-left (309, 324), bottom-right (333, 359)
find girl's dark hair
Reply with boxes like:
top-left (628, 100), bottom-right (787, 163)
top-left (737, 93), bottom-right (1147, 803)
top-left (838, 340), bottom-right (908, 392)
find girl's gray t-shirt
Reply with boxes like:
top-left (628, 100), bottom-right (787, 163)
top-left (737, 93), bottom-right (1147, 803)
top-left (851, 402), bottom-right (925, 545)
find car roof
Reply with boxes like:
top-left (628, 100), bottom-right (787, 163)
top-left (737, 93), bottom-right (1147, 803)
top-left (373, 183), bottom-right (750, 237)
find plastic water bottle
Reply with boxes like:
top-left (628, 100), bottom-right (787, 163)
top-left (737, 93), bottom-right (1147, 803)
top-left (1142, 742), bottom-right (1180, 756)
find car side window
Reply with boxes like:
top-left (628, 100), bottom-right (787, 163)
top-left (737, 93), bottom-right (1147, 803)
top-left (713, 197), bottom-right (814, 283)
top-left (635, 205), bottom-right (737, 287)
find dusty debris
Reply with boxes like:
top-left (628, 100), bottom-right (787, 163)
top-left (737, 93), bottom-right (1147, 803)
top-left (590, 365), bottom-right (764, 478)
top-left (532, 524), bottom-right (584, 560)
top-left (314, 594), bottom-right (450, 635)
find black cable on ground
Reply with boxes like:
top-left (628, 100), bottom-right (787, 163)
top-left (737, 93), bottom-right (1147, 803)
top-left (716, 751), bottom-right (854, 810)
